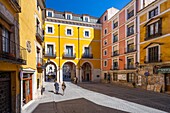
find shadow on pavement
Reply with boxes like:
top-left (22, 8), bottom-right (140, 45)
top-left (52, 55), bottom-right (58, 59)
top-left (32, 98), bottom-right (127, 113)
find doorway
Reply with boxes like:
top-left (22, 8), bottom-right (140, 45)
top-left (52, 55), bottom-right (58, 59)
top-left (165, 74), bottom-right (170, 92)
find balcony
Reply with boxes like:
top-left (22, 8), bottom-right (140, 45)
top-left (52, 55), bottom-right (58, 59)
top-left (110, 66), bottom-right (119, 70)
top-left (111, 51), bottom-right (119, 57)
top-left (144, 55), bottom-right (162, 63)
top-left (9, 0), bottom-right (21, 13)
top-left (82, 54), bottom-right (93, 59)
top-left (36, 26), bottom-right (44, 42)
top-left (124, 64), bottom-right (136, 70)
top-left (44, 53), bottom-right (56, 58)
top-left (36, 57), bottom-right (45, 68)
top-left (125, 46), bottom-right (136, 54)
top-left (63, 53), bottom-right (76, 59)
top-left (0, 36), bottom-right (27, 65)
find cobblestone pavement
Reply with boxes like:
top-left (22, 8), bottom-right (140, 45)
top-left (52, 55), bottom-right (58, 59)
top-left (22, 82), bottom-right (168, 113)
top-left (78, 82), bottom-right (170, 112)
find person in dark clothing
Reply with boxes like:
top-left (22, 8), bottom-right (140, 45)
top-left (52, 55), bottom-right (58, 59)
top-left (62, 82), bottom-right (66, 95)
top-left (54, 81), bottom-right (59, 94)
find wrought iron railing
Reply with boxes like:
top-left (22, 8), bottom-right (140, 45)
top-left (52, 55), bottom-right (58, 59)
top-left (44, 53), bottom-right (56, 58)
top-left (82, 54), bottom-right (93, 58)
top-left (125, 45), bottom-right (136, 54)
top-left (63, 53), bottom-right (76, 59)
top-left (110, 66), bottom-right (119, 70)
top-left (144, 55), bottom-right (162, 63)
top-left (124, 64), bottom-right (136, 70)
top-left (0, 35), bottom-right (27, 64)
top-left (111, 50), bottom-right (119, 57)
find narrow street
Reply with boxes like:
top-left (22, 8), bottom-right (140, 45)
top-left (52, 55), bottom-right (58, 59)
top-left (22, 82), bottom-right (169, 113)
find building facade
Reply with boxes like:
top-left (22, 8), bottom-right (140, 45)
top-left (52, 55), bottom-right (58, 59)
top-left (44, 9), bottom-right (101, 83)
top-left (19, 0), bottom-right (45, 109)
top-left (0, 0), bottom-right (26, 112)
top-left (137, 0), bottom-right (170, 93)
top-left (101, 0), bottom-right (138, 87)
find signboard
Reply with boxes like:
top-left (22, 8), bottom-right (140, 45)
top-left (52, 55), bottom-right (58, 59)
top-left (118, 74), bottom-right (127, 80)
top-left (158, 68), bottom-right (170, 73)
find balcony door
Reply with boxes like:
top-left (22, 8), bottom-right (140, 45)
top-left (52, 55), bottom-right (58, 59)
top-left (84, 47), bottom-right (90, 56)
top-left (148, 46), bottom-right (159, 62)
top-left (127, 57), bottom-right (134, 68)
top-left (66, 46), bottom-right (73, 56)
top-left (47, 45), bottom-right (54, 56)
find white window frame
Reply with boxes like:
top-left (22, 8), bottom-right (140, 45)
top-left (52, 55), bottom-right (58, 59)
top-left (104, 60), bottom-right (107, 67)
top-left (64, 44), bottom-right (75, 55)
top-left (83, 16), bottom-right (90, 22)
top-left (46, 10), bottom-right (54, 17)
top-left (65, 13), bottom-right (72, 20)
top-left (45, 42), bottom-right (56, 55)
top-left (83, 29), bottom-right (90, 38)
top-left (65, 27), bottom-right (73, 36)
top-left (103, 39), bottom-right (108, 46)
top-left (146, 44), bottom-right (160, 62)
top-left (46, 24), bottom-right (54, 34)
top-left (103, 49), bottom-right (107, 56)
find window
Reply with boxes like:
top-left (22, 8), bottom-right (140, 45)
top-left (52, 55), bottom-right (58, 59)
top-left (84, 47), bottom-right (90, 55)
top-left (148, 46), bottom-right (159, 63)
top-left (2, 27), bottom-right (10, 53)
top-left (127, 25), bottom-right (134, 36)
top-left (127, 73), bottom-right (134, 83)
top-left (66, 46), bottom-right (73, 56)
top-left (113, 21), bottom-right (118, 29)
top-left (127, 10), bottom-right (134, 19)
top-left (66, 14), bottom-right (72, 20)
top-left (112, 46), bottom-right (118, 56)
top-left (113, 60), bottom-right (118, 69)
top-left (147, 20), bottom-right (161, 38)
top-left (104, 29), bottom-right (107, 35)
top-left (149, 7), bottom-right (158, 19)
top-left (104, 61), bottom-right (107, 67)
top-left (126, 40), bottom-right (134, 53)
top-left (47, 27), bottom-right (53, 33)
top-left (104, 50), bottom-right (107, 55)
top-left (47, 11), bottom-right (53, 17)
top-left (104, 15), bottom-right (107, 21)
top-left (127, 57), bottom-right (134, 69)
top-left (85, 31), bottom-right (89, 37)
top-left (84, 17), bottom-right (89, 22)
top-left (104, 40), bottom-right (107, 45)
top-left (113, 34), bottom-right (118, 43)
top-left (67, 29), bottom-right (72, 35)
top-left (47, 44), bottom-right (54, 56)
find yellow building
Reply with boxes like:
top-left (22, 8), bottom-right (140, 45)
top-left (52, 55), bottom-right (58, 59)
top-left (44, 9), bottom-right (101, 83)
top-left (0, 0), bottom-right (25, 112)
top-left (19, 0), bottom-right (45, 108)
top-left (138, 0), bottom-right (170, 92)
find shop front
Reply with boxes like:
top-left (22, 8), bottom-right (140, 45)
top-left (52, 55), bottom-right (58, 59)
top-left (22, 73), bottom-right (33, 105)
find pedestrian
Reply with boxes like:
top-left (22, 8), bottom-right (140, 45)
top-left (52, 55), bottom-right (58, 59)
top-left (62, 82), bottom-right (66, 95)
top-left (54, 80), bottom-right (59, 94)
top-left (74, 76), bottom-right (78, 84)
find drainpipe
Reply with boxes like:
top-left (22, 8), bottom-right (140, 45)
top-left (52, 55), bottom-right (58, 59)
top-left (78, 27), bottom-right (80, 82)
top-left (58, 24), bottom-right (60, 83)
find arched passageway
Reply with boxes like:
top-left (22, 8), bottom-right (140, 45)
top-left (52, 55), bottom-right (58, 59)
top-left (81, 62), bottom-right (92, 82)
top-left (62, 62), bottom-right (76, 81)
top-left (45, 61), bottom-right (57, 82)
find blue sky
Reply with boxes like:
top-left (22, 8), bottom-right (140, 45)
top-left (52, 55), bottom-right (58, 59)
top-left (46, 0), bottom-right (131, 18)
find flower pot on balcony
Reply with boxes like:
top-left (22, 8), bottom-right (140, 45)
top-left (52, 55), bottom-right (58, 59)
top-left (37, 63), bottom-right (41, 67)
